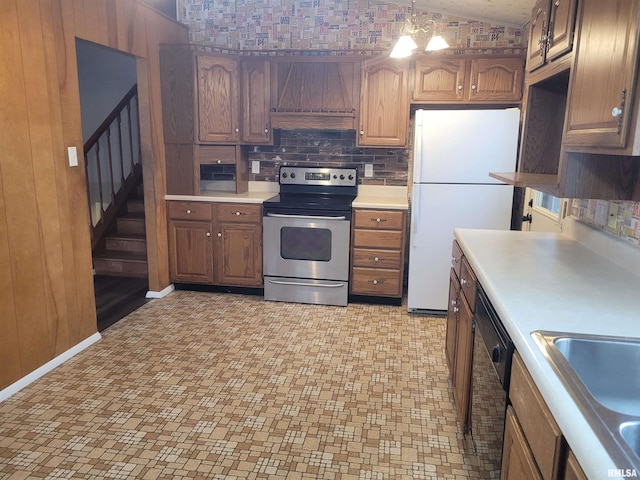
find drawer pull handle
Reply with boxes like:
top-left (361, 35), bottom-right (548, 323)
top-left (372, 280), bottom-right (378, 285)
top-left (236, 211), bottom-right (241, 216)
top-left (374, 257), bottom-right (379, 262)
top-left (186, 209), bottom-right (191, 214)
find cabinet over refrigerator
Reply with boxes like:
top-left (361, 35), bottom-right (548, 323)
top-left (407, 108), bottom-right (520, 313)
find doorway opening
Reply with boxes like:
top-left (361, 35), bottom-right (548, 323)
top-left (76, 39), bottom-right (150, 331)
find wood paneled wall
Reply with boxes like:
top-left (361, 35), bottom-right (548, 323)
top-left (0, 0), bottom-right (187, 389)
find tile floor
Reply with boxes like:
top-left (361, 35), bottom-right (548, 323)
top-left (0, 292), bottom-right (483, 479)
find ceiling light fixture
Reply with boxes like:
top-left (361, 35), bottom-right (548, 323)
top-left (390, 0), bottom-right (450, 58)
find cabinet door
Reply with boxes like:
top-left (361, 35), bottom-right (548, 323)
top-left (564, 450), bottom-right (587, 480)
top-left (546, 0), bottom-right (578, 63)
top-left (215, 222), bottom-right (262, 286)
top-left (196, 55), bottom-right (239, 143)
top-left (453, 294), bottom-right (473, 431)
top-left (468, 57), bottom-right (524, 103)
top-left (241, 59), bottom-right (272, 144)
top-left (445, 268), bottom-right (460, 376)
top-left (526, 0), bottom-right (549, 72)
top-left (563, 0), bottom-right (640, 149)
top-left (358, 58), bottom-right (409, 146)
top-left (168, 220), bottom-right (214, 283)
top-left (501, 406), bottom-right (544, 480)
top-left (413, 57), bottom-right (466, 103)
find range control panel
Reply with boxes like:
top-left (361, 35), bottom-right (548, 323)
top-left (279, 166), bottom-right (358, 187)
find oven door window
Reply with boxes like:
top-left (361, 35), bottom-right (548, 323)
top-left (280, 226), bottom-right (332, 261)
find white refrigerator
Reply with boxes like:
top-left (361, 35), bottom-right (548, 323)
top-left (407, 108), bottom-right (520, 313)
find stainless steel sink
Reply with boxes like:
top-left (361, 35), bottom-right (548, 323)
top-left (533, 331), bottom-right (640, 472)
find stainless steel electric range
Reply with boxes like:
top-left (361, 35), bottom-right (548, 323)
top-left (263, 166), bottom-right (358, 306)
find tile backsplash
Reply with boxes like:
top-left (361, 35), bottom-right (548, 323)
top-left (571, 199), bottom-right (640, 246)
top-left (246, 130), bottom-right (408, 185)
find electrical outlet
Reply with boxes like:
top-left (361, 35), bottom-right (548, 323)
top-left (364, 163), bottom-right (374, 178)
top-left (68, 146), bottom-right (78, 167)
top-left (251, 160), bottom-right (260, 174)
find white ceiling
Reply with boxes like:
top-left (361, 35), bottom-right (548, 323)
top-left (389, 0), bottom-right (535, 27)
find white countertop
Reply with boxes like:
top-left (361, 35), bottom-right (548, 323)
top-left (166, 183), bottom-right (409, 209)
top-left (352, 185), bottom-right (408, 210)
top-left (454, 228), bottom-right (640, 479)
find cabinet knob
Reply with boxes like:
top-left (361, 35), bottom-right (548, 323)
top-left (372, 280), bottom-right (378, 285)
top-left (457, 85), bottom-right (463, 90)
top-left (374, 257), bottom-right (379, 262)
top-left (206, 232), bottom-right (211, 237)
top-left (612, 107), bottom-right (623, 117)
top-left (217, 159), bottom-right (222, 164)
top-left (264, 125), bottom-right (269, 135)
top-left (461, 278), bottom-right (467, 286)
top-left (471, 84), bottom-right (477, 90)
top-left (359, 129), bottom-right (364, 136)
top-left (453, 306), bottom-right (459, 313)
top-left (186, 209), bottom-right (191, 214)
top-left (376, 218), bottom-right (381, 223)
top-left (217, 232), bottom-right (222, 237)
top-left (235, 211), bottom-right (241, 216)
top-left (451, 299), bottom-right (457, 306)
top-left (235, 127), bottom-right (239, 133)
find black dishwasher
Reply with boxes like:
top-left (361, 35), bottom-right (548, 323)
top-left (468, 284), bottom-right (515, 478)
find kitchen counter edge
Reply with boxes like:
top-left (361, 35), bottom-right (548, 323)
top-left (454, 228), bottom-right (640, 480)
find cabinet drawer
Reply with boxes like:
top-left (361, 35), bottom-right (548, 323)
top-left (510, 353), bottom-right (563, 480)
top-left (217, 203), bottom-right (262, 223)
top-left (167, 201), bottom-right (213, 221)
top-left (351, 267), bottom-right (402, 297)
top-left (353, 209), bottom-right (405, 230)
top-left (353, 248), bottom-right (402, 269)
top-left (452, 240), bottom-right (463, 279)
top-left (195, 145), bottom-right (237, 165)
top-left (353, 229), bottom-right (404, 250)
top-left (460, 257), bottom-right (477, 311)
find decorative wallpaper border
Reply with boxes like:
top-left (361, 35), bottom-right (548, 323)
top-left (177, 0), bottom-right (525, 51)
top-left (571, 199), bottom-right (640, 246)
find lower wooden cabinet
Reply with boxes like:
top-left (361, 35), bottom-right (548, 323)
top-left (214, 204), bottom-right (262, 286)
top-left (167, 202), bottom-right (215, 283)
top-left (502, 406), bottom-right (544, 480)
top-left (167, 201), bottom-right (263, 287)
top-left (563, 450), bottom-right (587, 480)
top-left (445, 240), bottom-right (475, 432)
top-left (504, 352), bottom-right (565, 480)
top-left (350, 208), bottom-right (407, 298)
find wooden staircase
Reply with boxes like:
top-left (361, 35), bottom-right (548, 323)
top-left (93, 183), bottom-right (148, 278)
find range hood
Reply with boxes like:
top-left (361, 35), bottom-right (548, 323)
top-left (270, 59), bottom-right (360, 130)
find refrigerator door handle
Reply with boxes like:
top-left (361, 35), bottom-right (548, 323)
top-left (413, 110), bottom-right (425, 182)
top-left (411, 186), bottom-right (420, 247)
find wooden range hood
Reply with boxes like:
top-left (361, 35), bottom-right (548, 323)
top-left (270, 58), bottom-right (360, 130)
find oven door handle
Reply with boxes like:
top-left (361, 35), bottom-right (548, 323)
top-left (267, 279), bottom-right (346, 288)
top-left (266, 213), bottom-right (347, 221)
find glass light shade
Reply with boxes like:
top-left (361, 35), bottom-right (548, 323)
top-left (425, 34), bottom-right (450, 51)
top-left (390, 35), bottom-right (418, 58)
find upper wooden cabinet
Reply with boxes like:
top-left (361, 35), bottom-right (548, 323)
top-left (196, 55), bottom-right (240, 144)
top-left (240, 59), bottom-right (272, 144)
top-left (563, 0), bottom-right (640, 152)
top-left (413, 55), bottom-right (524, 104)
top-left (526, 0), bottom-right (578, 73)
top-left (359, 58), bottom-right (410, 147)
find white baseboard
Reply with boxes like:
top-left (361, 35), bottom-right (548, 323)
top-left (0, 332), bottom-right (102, 403)
top-left (146, 284), bottom-right (175, 299)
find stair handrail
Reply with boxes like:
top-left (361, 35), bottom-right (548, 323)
top-left (84, 84), bottom-right (142, 249)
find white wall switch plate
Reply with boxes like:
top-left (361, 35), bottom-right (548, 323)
top-left (251, 160), bottom-right (260, 174)
top-left (67, 146), bottom-right (78, 167)
top-left (364, 163), bottom-right (374, 178)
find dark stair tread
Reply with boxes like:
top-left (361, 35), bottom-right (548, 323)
top-left (94, 250), bottom-right (148, 262)
top-left (106, 233), bottom-right (146, 241)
